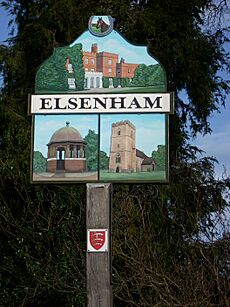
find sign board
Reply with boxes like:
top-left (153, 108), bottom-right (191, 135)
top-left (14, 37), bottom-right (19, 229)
top-left (29, 15), bottom-right (174, 183)
top-left (87, 229), bottom-right (109, 252)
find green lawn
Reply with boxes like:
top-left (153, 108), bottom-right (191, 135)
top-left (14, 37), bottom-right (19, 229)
top-left (115, 85), bottom-right (166, 93)
top-left (35, 85), bottom-right (166, 94)
top-left (99, 170), bottom-right (166, 182)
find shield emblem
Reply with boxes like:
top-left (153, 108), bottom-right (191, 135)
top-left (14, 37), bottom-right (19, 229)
top-left (89, 230), bottom-right (106, 250)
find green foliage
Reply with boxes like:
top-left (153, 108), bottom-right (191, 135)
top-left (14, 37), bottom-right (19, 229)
top-left (100, 151), bottom-right (109, 170)
top-left (102, 76), bottom-right (109, 88)
top-left (84, 129), bottom-right (98, 171)
top-left (120, 77), bottom-right (129, 87)
top-left (33, 151), bottom-right (46, 173)
top-left (0, 0), bottom-right (229, 306)
top-left (112, 77), bottom-right (119, 88)
top-left (152, 145), bottom-right (166, 171)
top-left (35, 44), bottom-right (84, 93)
top-left (131, 64), bottom-right (166, 90)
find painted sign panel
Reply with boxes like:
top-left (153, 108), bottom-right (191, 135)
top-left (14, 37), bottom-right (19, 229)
top-left (30, 15), bottom-right (173, 183)
top-left (87, 229), bottom-right (109, 252)
top-left (32, 114), bottom-right (167, 182)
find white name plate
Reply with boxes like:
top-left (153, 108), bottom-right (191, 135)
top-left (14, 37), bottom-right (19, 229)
top-left (29, 93), bottom-right (173, 114)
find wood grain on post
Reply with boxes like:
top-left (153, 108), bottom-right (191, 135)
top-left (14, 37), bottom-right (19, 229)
top-left (86, 183), bottom-right (112, 307)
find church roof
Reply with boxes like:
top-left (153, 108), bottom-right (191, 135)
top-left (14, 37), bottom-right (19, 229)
top-left (142, 157), bottom-right (154, 165)
top-left (136, 149), bottom-right (148, 159)
top-left (136, 149), bottom-right (155, 165)
top-left (47, 122), bottom-right (85, 145)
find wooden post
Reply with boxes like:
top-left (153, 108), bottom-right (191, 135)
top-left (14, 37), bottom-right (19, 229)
top-left (86, 183), bottom-right (112, 307)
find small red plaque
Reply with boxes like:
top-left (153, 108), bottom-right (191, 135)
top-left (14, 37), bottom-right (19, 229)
top-left (87, 229), bottom-right (108, 252)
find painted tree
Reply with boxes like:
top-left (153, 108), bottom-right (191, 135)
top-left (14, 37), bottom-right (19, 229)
top-left (84, 129), bottom-right (98, 171)
top-left (0, 0), bottom-right (229, 306)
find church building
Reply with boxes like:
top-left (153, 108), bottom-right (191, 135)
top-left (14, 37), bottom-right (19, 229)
top-left (109, 120), bottom-right (155, 173)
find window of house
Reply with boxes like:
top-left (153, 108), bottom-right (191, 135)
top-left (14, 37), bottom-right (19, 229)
top-left (108, 68), bottom-right (112, 73)
top-left (91, 68), bottom-right (95, 72)
top-left (128, 68), bottom-right (130, 73)
top-left (108, 59), bottom-right (112, 65)
top-left (85, 58), bottom-right (88, 64)
top-left (117, 144), bottom-right (120, 148)
top-left (91, 59), bottom-right (94, 64)
top-left (118, 129), bottom-right (121, 135)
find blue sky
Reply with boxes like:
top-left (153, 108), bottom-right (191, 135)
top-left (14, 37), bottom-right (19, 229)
top-left (34, 115), bottom-right (98, 157)
top-left (100, 114), bottom-right (165, 156)
top-left (0, 8), bottom-right (229, 178)
top-left (33, 114), bottom-right (165, 158)
top-left (71, 30), bottom-right (158, 66)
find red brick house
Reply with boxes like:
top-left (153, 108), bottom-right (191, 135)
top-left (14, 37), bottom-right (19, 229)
top-left (82, 44), bottom-right (139, 84)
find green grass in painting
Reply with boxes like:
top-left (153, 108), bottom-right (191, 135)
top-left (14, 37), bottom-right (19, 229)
top-left (100, 170), bottom-right (166, 181)
top-left (35, 85), bottom-right (166, 94)
top-left (117, 85), bottom-right (166, 93)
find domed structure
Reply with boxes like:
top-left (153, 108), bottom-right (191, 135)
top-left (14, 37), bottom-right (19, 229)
top-left (46, 122), bottom-right (87, 173)
top-left (48, 125), bottom-right (83, 145)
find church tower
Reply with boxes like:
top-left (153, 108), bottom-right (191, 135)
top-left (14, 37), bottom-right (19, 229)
top-left (109, 120), bottom-right (136, 173)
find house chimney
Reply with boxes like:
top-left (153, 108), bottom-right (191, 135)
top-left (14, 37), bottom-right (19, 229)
top-left (91, 44), bottom-right (98, 53)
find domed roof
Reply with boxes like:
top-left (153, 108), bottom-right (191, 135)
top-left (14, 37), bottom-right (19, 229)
top-left (48, 122), bottom-right (84, 145)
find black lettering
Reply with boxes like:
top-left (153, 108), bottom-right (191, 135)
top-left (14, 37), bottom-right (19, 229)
top-left (93, 97), bottom-right (107, 109)
top-left (40, 98), bottom-right (52, 109)
top-left (110, 97), bottom-right (125, 109)
top-left (79, 97), bottom-right (92, 109)
top-left (144, 96), bottom-right (162, 109)
top-left (68, 98), bottom-right (78, 109)
top-left (128, 97), bottom-right (141, 109)
top-left (54, 98), bottom-right (66, 109)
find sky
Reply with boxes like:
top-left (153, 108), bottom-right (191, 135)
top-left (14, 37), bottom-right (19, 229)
top-left (0, 8), bottom-right (229, 179)
top-left (71, 30), bottom-right (158, 66)
top-left (33, 114), bottom-right (165, 158)
top-left (34, 114), bottom-right (98, 157)
top-left (100, 114), bottom-right (165, 156)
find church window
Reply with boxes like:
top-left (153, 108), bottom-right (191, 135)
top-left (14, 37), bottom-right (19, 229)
top-left (117, 144), bottom-right (120, 148)
top-left (118, 129), bottom-right (121, 135)
top-left (116, 153), bottom-right (121, 163)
